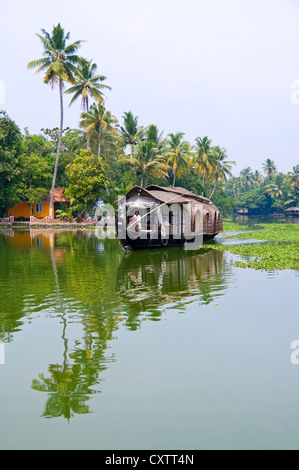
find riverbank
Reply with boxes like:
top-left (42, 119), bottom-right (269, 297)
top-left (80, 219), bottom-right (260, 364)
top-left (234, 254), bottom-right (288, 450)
top-left (0, 222), bottom-right (98, 230)
top-left (1, 220), bottom-right (299, 271)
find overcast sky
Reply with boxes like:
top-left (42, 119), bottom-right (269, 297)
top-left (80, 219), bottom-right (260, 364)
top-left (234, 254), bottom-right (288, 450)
top-left (1, 0), bottom-right (299, 174)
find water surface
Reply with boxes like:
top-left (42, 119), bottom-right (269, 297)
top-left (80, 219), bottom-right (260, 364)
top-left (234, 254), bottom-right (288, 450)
top-left (0, 229), bottom-right (298, 450)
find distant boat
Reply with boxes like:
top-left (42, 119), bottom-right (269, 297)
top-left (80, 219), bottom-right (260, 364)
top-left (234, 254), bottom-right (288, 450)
top-left (116, 185), bottom-right (223, 250)
top-left (236, 208), bottom-right (249, 215)
top-left (285, 207), bottom-right (299, 217)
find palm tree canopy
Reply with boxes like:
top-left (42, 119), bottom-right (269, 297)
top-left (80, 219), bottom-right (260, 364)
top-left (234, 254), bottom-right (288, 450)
top-left (65, 57), bottom-right (111, 110)
top-left (288, 165), bottom-right (299, 189)
top-left (166, 132), bottom-right (190, 169)
top-left (80, 103), bottom-right (119, 136)
top-left (28, 23), bottom-right (83, 87)
top-left (194, 136), bottom-right (214, 176)
top-left (263, 158), bottom-right (277, 177)
top-left (120, 111), bottom-right (145, 146)
top-left (212, 146), bottom-right (235, 181)
top-left (118, 137), bottom-right (169, 186)
top-left (240, 167), bottom-right (254, 187)
top-left (27, 23), bottom-right (83, 217)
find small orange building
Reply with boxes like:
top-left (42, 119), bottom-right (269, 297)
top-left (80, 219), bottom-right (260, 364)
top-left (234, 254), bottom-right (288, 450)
top-left (9, 188), bottom-right (70, 221)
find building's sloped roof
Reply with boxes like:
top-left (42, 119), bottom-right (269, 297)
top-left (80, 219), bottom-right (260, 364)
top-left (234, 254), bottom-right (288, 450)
top-left (43, 188), bottom-right (69, 203)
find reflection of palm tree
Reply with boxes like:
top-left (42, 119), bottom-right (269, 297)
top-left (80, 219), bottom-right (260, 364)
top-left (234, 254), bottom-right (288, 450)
top-left (31, 239), bottom-right (104, 420)
top-left (32, 364), bottom-right (92, 419)
top-left (31, 241), bottom-right (88, 420)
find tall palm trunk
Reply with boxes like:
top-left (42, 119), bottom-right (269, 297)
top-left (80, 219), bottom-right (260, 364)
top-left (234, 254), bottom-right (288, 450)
top-left (85, 99), bottom-right (91, 149)
top-left (202, 170), bottom-right (206, 196)
top-left (98, 123), bottom-right (103, 159)
top-left (49, 78), bottom-right (64, 219)
top-left (209, 175), bottom-right (219, 200)
top-left (172, 166), bottom-right (177, 187)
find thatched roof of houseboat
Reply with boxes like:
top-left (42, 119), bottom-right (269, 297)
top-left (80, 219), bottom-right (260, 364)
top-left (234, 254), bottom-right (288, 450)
top-left (121, 186), bottom-right (190, 205)
top-left (121, 186), bottom-right (220, 215)
top-left (145, 185), bottom-right (211, 204)
top-left (285, 207), bottom-right (299, 212)
top-left (119, 186), bottom-right (223, 235)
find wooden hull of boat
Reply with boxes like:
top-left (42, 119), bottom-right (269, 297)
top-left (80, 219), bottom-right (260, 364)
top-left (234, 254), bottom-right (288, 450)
top-left (118, 233), bottom-right (218, 251)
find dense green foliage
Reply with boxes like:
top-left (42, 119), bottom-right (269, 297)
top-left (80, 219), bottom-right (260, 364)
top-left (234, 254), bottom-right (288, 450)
top-left (0, 23), bottom-right (298, 218)
top-left (208, 222), bottom-right (299, 271)
top-left (65, 149), bottom-right (108, 217)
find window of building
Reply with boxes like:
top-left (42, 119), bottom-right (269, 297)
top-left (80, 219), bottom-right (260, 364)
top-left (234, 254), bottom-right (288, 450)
top-left (35, 204), bottom-right (43, 213)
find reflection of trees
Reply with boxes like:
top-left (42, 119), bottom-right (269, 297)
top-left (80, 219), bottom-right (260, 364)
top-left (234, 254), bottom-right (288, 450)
top-left (31, 234), bottom-right (121, 420)
top-left (117, 248), bottom-right (230, 330)
top-left (0, 230), bottom-right (233, 420)
top-left (0, 233), bottom-right (54, 342)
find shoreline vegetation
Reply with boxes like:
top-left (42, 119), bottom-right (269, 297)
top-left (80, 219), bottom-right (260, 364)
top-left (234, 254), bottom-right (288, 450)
top-left (0, 23), bottom-right (298, 223)
top-left (0, 23), bottom-right (298, 272)
top-left (206, 221), bottom-right (299, 271)
top-left (1, 220), bottom-right (298, 272)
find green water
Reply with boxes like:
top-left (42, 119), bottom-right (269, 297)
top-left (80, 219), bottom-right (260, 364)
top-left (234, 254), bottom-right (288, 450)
top-left (0, 229), bottom-right (299, 450)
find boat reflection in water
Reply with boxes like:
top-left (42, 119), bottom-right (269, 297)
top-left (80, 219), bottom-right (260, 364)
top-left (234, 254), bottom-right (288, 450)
top-left (117, 247), bottom-right (230, 329)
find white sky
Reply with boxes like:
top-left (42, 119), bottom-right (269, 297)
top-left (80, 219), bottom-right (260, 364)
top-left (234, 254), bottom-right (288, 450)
top-left (1, 0), bottom-right (299, 174)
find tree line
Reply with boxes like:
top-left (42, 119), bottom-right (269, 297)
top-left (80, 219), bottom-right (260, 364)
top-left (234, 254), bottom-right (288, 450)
top-left (0, 23), bottom-right (298, 218)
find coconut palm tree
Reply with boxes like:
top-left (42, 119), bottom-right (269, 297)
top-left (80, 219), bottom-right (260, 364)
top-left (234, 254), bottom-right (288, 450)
top-left (252, 170), bottom-right (264, 187)
top-left (265, 174), bottom-right (284, 200)
top-left (288, 165), bottom-right (299, 190)
top-left (165, 132), bottom-right (190, 187)
top-left (146, 124), bottom-right (164, 149)
top-left (263, 158), bottom-right (277, 178)
top-left (65, 58), bottom-right (111, 112)
top-left (229, 176), bottom-right (243, 198)
top-left (209, 146), bottom-right (235, 199)
top-left (118, 138), bottom-right (168, 187)
top-left (28, 23), bottom-right (83, 218)
top-left (239, 167), bottom-right (254, 190)
top-left (120, 111), bottom-right (145, 158)
top-left (80, 103), bottom-right (119, 158)
top-left (194, 136), bottom-right (214, 193)
top-left (65, 58), bottom-right (111, 149)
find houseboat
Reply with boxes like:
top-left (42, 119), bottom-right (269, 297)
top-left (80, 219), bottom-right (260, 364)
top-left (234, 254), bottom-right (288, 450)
top-left (116, 185), bottom-right (223, 250)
